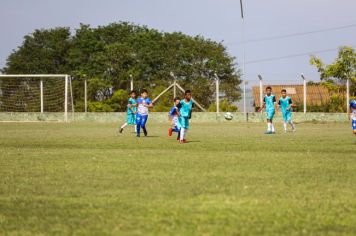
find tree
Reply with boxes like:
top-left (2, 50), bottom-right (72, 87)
top-left (310, 46), bottom-right (356, 112)
top-left (310, 46), bottom-right (356, 89)
top-left (2, 22), bottom-right (241, 112)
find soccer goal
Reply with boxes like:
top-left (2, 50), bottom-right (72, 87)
top-left (0, 74), bottom-right (74, 122)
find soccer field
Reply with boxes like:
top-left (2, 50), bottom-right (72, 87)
top-left (1, 121), bottom-right (356, 235)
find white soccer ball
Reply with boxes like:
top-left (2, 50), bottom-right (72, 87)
top-left (224, 112), bottom-right (233, 121)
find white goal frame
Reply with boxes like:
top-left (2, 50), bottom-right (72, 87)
top-left (0, 74), bottom-right (73, 122)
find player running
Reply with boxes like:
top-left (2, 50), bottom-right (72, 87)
top-left (136, 89), bottom-right (153, 137)
top-left (258, 86), bottom-right (277, 134)
top-left (278, 89), bottom-right (296, 132)
top-left (177, 90), bottom-right (194, 143)
top-left (168, 97), bottom-right (181, 140)
top-left (119, 90), bottom-right (137, 133)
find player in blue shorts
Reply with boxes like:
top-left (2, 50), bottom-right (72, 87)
top-left (119, 90), bottom-right (137, 133)
top-left (177, 90), bottom-right (194, 143)
top-left (278, 89), bottom-right (296, 133)
top-left (168, 97), bottom-right (181, 140)
top-left (350, 91), bottom-right (356, 135)
top-left (258, 86), bottom-right (277, 134)
top-left (136, 89), bottom-right (153, 137)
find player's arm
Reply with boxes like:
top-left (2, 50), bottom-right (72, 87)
top-left (288, 98), bottom-right (294, 110)
top-left (128, 101), bottom-right (136, 114)
top-left (189, 103), bottom-right (195, 119)
top-left (145, 99), bottom-right (154, 108)
top-left (176, 103), bottom-right (182, 116)
top-left (273, 96), bottom-right (278, 112)
top-left (277, 100), bottom-right (281, 112)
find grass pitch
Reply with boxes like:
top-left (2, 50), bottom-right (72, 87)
top-left (0, 121), bottom-right (356, 235)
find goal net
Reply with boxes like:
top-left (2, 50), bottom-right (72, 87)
top-left (0, 74), bottom-right (74, 122)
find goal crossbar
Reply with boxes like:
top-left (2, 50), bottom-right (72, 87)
top-left (0, 74), bottom-right (69, 78)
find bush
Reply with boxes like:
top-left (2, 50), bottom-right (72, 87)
top-left (88, 102), bottom-right (114, 112)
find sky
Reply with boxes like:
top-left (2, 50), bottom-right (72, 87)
top-left (0, 0), bottom-right (355, 86)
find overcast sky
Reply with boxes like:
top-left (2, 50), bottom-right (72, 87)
top-left (0, 0), bottom-right (355, 85)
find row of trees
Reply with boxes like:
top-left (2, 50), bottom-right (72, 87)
top-left (1, 22), bottom-right (241, 112)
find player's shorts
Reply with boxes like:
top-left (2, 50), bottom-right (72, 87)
top-left (178, 116), bottom-right (190, 129)
top-left (126, 113), bottom-right (136, 125)
top-left (282, 110), bottom-right (292, 122)
top-left (136, 114), bottom-right (148, 127)
top-left (352, 119), bottom-right (356, 131)
top-left (172, 125), bottom-right (180, 132)
top-left (266, 109), bottom-right (275, 120)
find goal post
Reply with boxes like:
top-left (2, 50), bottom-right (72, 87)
top-left (0, 74), bottom-right (73, 122)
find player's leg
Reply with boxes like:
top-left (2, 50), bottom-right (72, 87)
top-left (286, 111), bottom-right (295, 131)
top-left (179, 117), bottom-right (186, 142)
top-left (282, 112), bottom-right (287, 132)
top-left (136, 114), bottom-right (142, 137)
top-left (352, 119), bottom-right (356, 134)
top-left (120, 122), bottom-right (127, 133)
top-left (270, 111), bottom-right (276, 133)
top-left (141, 115), bottom-right (148, 136)
top-left (266, 119), bottom-right (272, 134)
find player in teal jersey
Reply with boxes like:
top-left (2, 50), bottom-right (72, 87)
top-left (258, 86), bottom-right (277, 134)
top-left (177, 90), bottom-right (194, 143)
top-left (278, 89), bottom-right (296, 132)
top-left (119, 90), bottom-right (137, 133)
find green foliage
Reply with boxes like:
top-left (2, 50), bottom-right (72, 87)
top-left (2, 22), bottom-right (241, 112)
top-left (310, 46), bottom-right (356, 90)
top-left (87, 101), bottom-right (114, 112)
top-left (310, 46), bottom-right (356, 112)
top-left (208, 99), bottom-right (238, 112)
top-left (105, 89), bottom-right (129, 112)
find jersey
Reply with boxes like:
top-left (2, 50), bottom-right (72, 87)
top-left (264, 95), bottom-right (276, 111)
top-left (127, 98), bottom-right (137, 115)
top-left (136, 97), bottom-right (152, 116)
top-left (178, 100), bottom-right (193, 118)
top-left (169, 106), bottom-right (179, 127)
top-left (350, 99), bottom-right (356, 120)
top-left (278, 96), bottom-right (292, 112)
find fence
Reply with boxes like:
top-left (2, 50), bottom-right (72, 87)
top-left (241, 74), bottom-right (351, 118)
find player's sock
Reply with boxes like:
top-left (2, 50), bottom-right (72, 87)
top-left (283, 122), bottom-right (287, 132)
top-left (121, 123), bottom-right (127, 129)
top-left (180, 128), bottom-right (185, 141)
top-left (267, 122), bottom-right (272, 132)
top-left (271, 123), bottom-right (275, 133)
top-left (134, 125), bottom-right (137, 132)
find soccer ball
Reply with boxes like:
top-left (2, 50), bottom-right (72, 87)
top-left (224, 112), bottom-right (233, 121)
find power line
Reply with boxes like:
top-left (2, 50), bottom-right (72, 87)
top-left (227, 23), bottom-right (356, 45)
top-left (245, 46), bottom-right (355, 65)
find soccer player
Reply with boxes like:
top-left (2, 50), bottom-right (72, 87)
top-left (136, 89), bottom-right (153, 137)
top-left (168, 97), bottom-right (181, 140)
top-left (177, 90), bottom-right (194, 143)
top-left (350, 91), bottom-right (356, 135)
top-left (278, 89), bottom-right (296, 132)
top-left (119, 90), bottom-right (137, 133)
top-left (258, 86), bottom-right (277, 134)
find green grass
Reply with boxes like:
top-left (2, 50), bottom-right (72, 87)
top-left (0, 121), bottom-right (356, 235)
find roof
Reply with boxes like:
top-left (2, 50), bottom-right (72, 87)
top-left (252, 84), bottom-right (330, 107)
